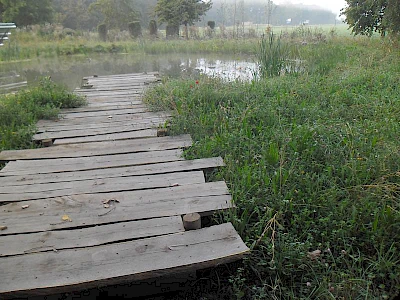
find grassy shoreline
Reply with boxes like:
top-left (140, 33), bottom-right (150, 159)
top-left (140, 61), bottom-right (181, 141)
top-left (144, 38), bottom-right (400, 298)
top-left (0, 24), bottom-right (354, 62)
top-left (0, 78), bottom-right (86, 152)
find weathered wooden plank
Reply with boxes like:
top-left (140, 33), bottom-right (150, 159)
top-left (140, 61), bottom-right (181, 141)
top-left (36, 112), bottom-right (170, 127)
top-left (0, 135), bottom-right (192, 161)
top-left (83, 96), bottom-right (142, 102)
top-left (80, 82), bottom-right (155, 89)
top-left (36, 117), bottom-right (167, 133)
top-left (75, 84), bottom-right (145, 92)
top-left (0, 157), bottom-right (222, 187)
top-left (0, 170), bottom-right (205, 202)
top-left (86, 76), bottom-right (158, 83)
top-left (0, 223), bottom-right (248, 298)
top-left (85, 73), bottom-right (159, 80)
top-left (83, 79), bottom-right (153, 86)
top-left (58, 107), bottom-right (148, 119)
top-left (75, 91), bottom-right (143, 97)
top-left (0, 182), bottom-right (231, 235)
top-left (0, 216), bottom-right (184, 257)
top-left (86, 99), bottom-right (142, 105)
top-left (60, 103), bottom-right (144, 113)
top-left (52, 128), bottom-right (157, 145)
top-left (34, 121), bottom-right (161, 140)
top-left (0, 149), bottom-right (183, 176)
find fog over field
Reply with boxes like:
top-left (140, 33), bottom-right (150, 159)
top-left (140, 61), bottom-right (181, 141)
top-left (206, 0), bottom-right (341, 26)
top-left (211, 0), bottom-right (347, 18)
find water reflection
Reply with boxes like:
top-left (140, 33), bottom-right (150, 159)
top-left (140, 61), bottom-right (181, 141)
top-left (196, 58), bottom-right (256, 81)
top-left (0, 53), bottom-right (256, 91)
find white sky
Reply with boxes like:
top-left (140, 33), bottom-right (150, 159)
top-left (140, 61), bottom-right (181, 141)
top-left (273, 0), bottom-right (348, 17)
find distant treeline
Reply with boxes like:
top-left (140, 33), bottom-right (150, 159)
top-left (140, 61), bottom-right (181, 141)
top-left (0, 0), bottom-right (337, 31)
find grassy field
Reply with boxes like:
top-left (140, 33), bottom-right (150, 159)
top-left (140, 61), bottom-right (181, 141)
top-left (144, 36), bottom-right (400, 299)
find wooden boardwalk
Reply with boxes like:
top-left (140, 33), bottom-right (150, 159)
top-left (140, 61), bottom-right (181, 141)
top-left (0, 72), bottom-right (249, 298)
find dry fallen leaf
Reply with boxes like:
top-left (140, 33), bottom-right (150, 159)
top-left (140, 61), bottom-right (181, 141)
top-left (307, 249), bottom-right (321, 260)
top-left (21, 205), bottom-right (30, 209)
top-left (0, 226), bottom-right (8, 231)
top-left (102, 198), bottom-right (120, 204)
top-left (62, 215), bottom-right (72, 222)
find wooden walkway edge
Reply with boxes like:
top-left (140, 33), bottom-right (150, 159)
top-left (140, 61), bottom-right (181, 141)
top-left (0, 72), bottom-right (249, 298)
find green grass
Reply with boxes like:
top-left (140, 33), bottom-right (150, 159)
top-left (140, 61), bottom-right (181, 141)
top-left (0, 77), bottom-right (86, 151)
top-left (144, 37), bottom-right (400, 299)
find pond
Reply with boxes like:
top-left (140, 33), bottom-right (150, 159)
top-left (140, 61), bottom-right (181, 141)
top-left (0, 53), bottom-right (258, 91)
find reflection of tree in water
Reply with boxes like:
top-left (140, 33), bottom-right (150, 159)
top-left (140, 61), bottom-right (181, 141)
top-left (162, 57), bottom-right (200, 79)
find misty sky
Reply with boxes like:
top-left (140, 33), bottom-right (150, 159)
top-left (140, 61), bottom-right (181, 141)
top-left (274, 0), bottom-right (347, 16)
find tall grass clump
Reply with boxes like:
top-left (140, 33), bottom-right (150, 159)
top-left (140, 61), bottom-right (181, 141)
top-left (256, 33), bottom-right (298, 78)
top-left (0, 77), bottom-right (86, 151)
top-left (144, 38), bottom-right (400, 299)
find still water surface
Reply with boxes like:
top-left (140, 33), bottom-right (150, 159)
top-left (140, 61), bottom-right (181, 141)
top-left (0, 53), bottom-right (257, 90)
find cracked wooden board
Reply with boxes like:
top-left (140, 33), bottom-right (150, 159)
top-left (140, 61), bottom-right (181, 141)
top-left (36, 112), bottom-right (170, 127)
top-left (36, 117), bottom-right (167, 133)
top-left (0, 170), bottom-right (206, 202)
top-left (52, 128), bottom-right (158, 145)
top-left (0, 182), bottom-right (231, 235)
top-left (0, 216), bottom-right (185, 257)
top-left (0, 135), bottom-right (192, 161)
top-left (0, 223), bottom-right (249, 298)
top-left (0, 157), bottom-right (222, 186)
top-left (0, 149), bottom-right (184, 176)
top-left (34, 121), bottom-right (162, 141)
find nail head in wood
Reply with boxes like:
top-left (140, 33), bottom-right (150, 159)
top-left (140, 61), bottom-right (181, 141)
top-left (183, 213), bottom-right (201, 231)
top-left (41, 139), bottom-right (53, 147)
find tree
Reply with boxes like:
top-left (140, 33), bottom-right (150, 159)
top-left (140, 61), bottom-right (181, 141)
top-left (155, 0), bottom-right (212, 39)
top-left (89, 0), bottom-right (139, 30)
top-left (52, 0), bottom-right (100, 30)
top-left (0, 0), bottom-right (53, 26)
top-left (341, 0), bottom-right (400, 36)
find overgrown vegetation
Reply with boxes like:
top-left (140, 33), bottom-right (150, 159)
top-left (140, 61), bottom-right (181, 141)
top-left (144, 37), bottom-right (400, 298)
top-left (0, 77), bottom-right (86, 151)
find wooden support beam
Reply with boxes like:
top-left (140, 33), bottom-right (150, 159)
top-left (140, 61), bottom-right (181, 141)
top-left (41, 139), bottom-right (53, 147)
top-left (183, 213), bottom-right (201, 230)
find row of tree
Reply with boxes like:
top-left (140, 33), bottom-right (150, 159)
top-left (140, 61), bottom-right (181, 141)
top-left (0, 0), bottom-right (399, 37)
top-left (0, 0), bottom-right (210, 33)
